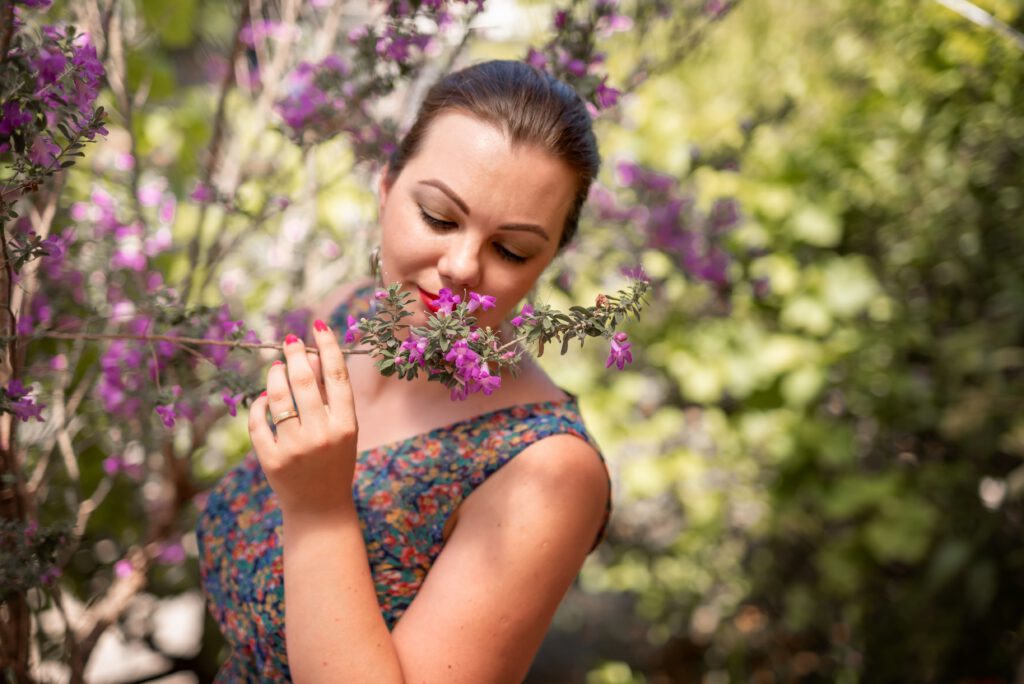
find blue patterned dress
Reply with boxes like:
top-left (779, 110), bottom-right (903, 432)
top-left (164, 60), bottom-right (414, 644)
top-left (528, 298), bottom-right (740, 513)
top-left (196, 285), bottom-right (610, 681)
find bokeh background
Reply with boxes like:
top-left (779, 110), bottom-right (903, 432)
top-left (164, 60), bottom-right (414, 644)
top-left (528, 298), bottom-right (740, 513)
top-left (2, 0), bottom-right (1023, 682)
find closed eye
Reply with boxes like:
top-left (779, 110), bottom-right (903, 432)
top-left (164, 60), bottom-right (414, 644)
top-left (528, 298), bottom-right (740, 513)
top-left (419, 206), bottom-right (529, 264)
top-left (419, 207), bottom-right (457, 231)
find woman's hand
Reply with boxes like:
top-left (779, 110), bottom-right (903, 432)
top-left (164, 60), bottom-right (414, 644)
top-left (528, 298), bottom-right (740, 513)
top-left (248, 319), bottom-right (359, 519)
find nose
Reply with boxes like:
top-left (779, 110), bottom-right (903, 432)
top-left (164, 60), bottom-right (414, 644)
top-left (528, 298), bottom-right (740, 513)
top-left (437, 235), bottom-right (482, 293)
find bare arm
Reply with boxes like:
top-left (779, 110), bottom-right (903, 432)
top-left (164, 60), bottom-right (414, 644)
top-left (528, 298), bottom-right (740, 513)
top-left (251, 319), bottom-right (608, 683)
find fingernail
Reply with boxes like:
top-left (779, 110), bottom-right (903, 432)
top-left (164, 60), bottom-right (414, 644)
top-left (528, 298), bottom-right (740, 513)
top-left (284, 334), bottom-right (300, 345)
top-left (259, 390), bottom-right (267, 398)
top-left (313, 319), bottom-right (328, 332)
top-left (272, 360), bottom-right (283, 366)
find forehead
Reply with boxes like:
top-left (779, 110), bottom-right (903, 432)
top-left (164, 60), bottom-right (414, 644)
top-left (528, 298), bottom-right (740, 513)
top-left (403, 111), bottom-right (577, 227)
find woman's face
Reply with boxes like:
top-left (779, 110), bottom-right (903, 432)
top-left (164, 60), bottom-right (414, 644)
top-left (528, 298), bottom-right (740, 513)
top-left (377, 110), bottom-right (577, 333)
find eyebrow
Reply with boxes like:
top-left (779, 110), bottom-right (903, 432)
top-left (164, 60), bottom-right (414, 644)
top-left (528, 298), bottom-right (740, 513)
top-left (417, 179), bottom-right (551, 242)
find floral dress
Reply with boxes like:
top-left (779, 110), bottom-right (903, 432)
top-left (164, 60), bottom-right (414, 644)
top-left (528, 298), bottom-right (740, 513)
top-left (196, 285), bottom-right (610, 682)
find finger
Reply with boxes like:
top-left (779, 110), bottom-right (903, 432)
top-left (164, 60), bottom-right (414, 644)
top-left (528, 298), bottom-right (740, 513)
top-left (266, 360), bottom-right (302, 436)
top-left (311, 319), bottom-right (356, 427)
top-left (281, 334), bottom-right (326, 428)
top-left (248, 391), bottom-right (277, 456)
top-left (306, 350), bottom-right (328, 406)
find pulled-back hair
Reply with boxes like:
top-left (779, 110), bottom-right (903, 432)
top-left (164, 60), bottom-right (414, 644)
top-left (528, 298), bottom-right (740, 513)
top-left (387, 60), bottom-right (600, 250)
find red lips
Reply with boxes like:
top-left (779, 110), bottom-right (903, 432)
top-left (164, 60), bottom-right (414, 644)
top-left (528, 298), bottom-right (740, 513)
top-left (418, 286), bottom-right (440, 312)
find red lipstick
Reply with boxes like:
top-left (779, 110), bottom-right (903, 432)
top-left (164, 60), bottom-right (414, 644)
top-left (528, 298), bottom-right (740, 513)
top-left (418, 286), bottom-right (440, 313)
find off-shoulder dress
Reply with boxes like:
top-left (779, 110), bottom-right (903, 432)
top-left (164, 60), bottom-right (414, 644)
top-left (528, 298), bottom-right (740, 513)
top-left (196, 284), bottom-right (610, 681)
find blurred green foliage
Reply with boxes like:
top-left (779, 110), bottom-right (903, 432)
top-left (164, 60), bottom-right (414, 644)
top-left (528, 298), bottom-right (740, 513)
top-left (548, 0), bottom-right (1024, 680)
top-left (12, 0), bottom-right (1024, 680)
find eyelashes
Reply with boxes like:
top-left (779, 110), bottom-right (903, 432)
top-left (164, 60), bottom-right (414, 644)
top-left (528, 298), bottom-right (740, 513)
top-left (417, 207), bottom-right (527, 264)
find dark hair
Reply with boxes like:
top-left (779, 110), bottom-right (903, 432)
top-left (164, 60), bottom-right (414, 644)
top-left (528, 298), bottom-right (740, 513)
top-left (387, 60), bottom-right (600, 250)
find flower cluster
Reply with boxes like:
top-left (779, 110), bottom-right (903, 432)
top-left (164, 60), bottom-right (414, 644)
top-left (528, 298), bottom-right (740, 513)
top-left (0, 518), bottom-right (69, 595)
top-left (523, 1), bottom-right (628, 116)
top-left (355, 281), bottom-right (648, 401)
top-left (1, 13), bottom-right (107, 218)
top-left (274, 0), bottom-right (481, 157)
top-left (1, 380), bottom-right (45, 422)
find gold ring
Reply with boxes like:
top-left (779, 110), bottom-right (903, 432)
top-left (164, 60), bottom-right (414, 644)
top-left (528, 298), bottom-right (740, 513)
top-left (271, 409), bottom-right (299, 426)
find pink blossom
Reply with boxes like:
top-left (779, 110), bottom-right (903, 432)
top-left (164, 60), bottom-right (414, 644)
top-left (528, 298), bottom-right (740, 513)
top-left (158, 542), bottom-right (186, 564)
top-left (431, 288), bottom-right (461, 315)
top-left (155, 404), bottom-right (177, 428)
top-left (399, 335), bottom-right (429, 367)
top-left (344, 315), bottom-right (361, 344)
top-left (510, 303), bottom-right (534, 328)
top-left (595, 78), bottom-right (621, 109)
top-left (27, 136), bottom-right (60, 166)
top-left (102, 456), bottom-right (122, 476)
top-left (525, 48), bottom-right (548, 70)
top-left (189, 182), bottom-right (215, 203)
top-left (222, 392), bottom-right (245, 417)
top-left (605, 332), bottom-right (633, 370)
top-left (467, 292), bottom-right (496, 313)
top-left (114, 559), bottom-right (133, 579)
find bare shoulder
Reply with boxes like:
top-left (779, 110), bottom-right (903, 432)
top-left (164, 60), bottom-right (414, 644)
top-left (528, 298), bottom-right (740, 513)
top-left (391, 428), bottom-right (608, 682)
top-left (464, 430), bottom-right (609, 542)
top-left (310, 277), bottom-right (373, 327)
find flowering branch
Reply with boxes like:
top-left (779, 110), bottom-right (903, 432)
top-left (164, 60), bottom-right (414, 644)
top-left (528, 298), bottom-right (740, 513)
top-left (355, 279), bottom-right (649, 401)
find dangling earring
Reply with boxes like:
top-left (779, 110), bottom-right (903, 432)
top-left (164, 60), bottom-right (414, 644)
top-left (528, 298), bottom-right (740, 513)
top-left (369, 245), bottom-right (382, 285)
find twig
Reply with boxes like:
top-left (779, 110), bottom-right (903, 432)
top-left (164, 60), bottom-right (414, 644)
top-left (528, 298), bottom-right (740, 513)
top-left (24, 330), bottom-right (371, 355)
top-left (105, 0), bottom-right (147, 224)
top-left (179, 1), bottom-right (251, 304)
top-left (932, 0), bottom-right (1024, 52)
top-left (0, 0), bottom-right (15, 64)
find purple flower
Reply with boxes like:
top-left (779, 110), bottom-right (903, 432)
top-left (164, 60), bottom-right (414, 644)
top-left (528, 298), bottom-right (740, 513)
top-left (553, 10), bottom-right (569, 29)
top-left (598, 12), bottom-right (633, 36)
top-left (431, 288), bottom-right (461, 315)
top-left (222, 392), bottom-right (245, 417)
top-left (473, 365), bottom-right (501, 396)
top-left (5, 380), bottom-right (45, 422)
top-left (344, 315), bottom-right (361, 344)
top-left (444, 339), bottom-right (479, 369)
top-left (595, 78), bottom-right (620, 109)
top-left (467, 292), bottom-right (496, 313)
top-left (616, 161), bottom-right (642, 187)
top-left (708, 197), bottom-right (741, 234)
top-left (102, 456), bottom-right (122, 476)
top-left (374, 289), bottom-right (388, 300)
top-left (566, 59), bottom-right (587, 78)
top-left (347, 25), bottom-right (369, 43)
top-left (605, 332), bottom-right (633, 370)
top-left (510, 303), bottom-right (534, 328)
top-left (114, 559), bottom-right (133, 579)
top-left (33, 46), bottom-right (66, 85)
top-left (155, 403), bottom-right (177, 428)
top-left (189, 182), bottom-right (215, 203)
top-left (17, 0), bottom-right (53, 8)
top-left (27, 136), bottom-right (60, 167)
top-left (137, 183), bottom-right (163, 207)
top-left (0, 101), bottom-right (32, 137)
top-left (157, 541), bottom-right (186, 564)
top-left (525, 48), bottom-right (548, 70)
top-left (620, 264), bottom-right (650, 282)
top-left (705, 0), bottom-right (727, 18)
top-left (400, 335), bottom-right (429, 367)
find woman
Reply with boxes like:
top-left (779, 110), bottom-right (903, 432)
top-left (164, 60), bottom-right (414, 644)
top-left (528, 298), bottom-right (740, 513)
top-left (198, 60), bottom-right (611, 683)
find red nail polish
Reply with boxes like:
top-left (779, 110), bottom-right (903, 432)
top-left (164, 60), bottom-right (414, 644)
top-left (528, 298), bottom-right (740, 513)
top-left (259, 390), bottom-right (267, 398)
top-left (272, 360), bottom-right (283, 366)
top-left (284, 334), bottom-right (299, 345)
top-left (313, 319), bottom-right (328, 332)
